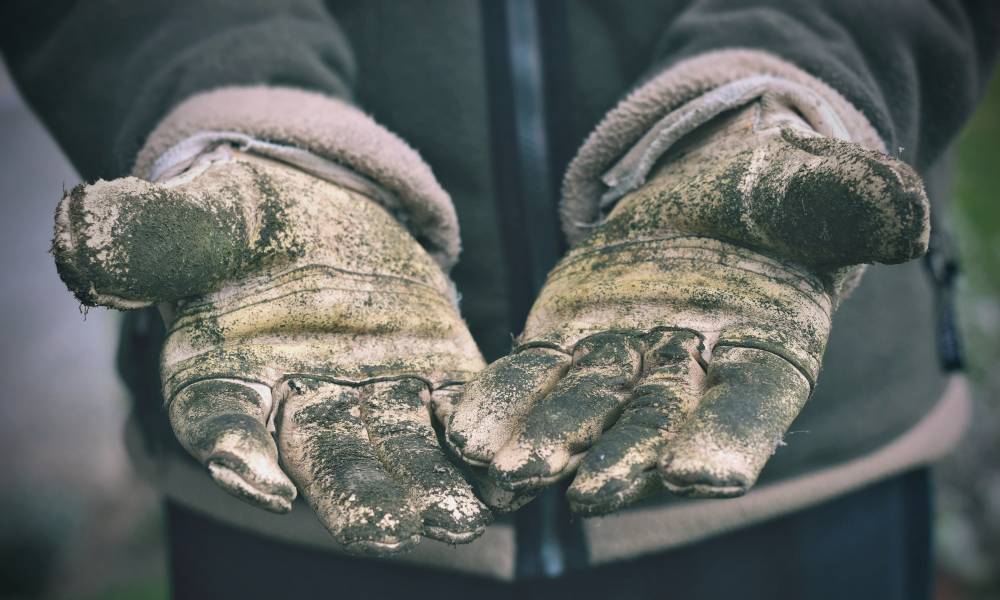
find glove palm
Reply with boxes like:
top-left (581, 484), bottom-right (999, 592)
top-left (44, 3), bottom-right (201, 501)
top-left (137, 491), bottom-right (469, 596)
top-left (54, 150), bottom-right (489, 553)
top-left (447, 104), bottom-right (929, 514)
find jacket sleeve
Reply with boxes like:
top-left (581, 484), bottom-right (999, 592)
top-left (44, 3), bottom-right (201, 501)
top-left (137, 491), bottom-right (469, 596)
top-left (0, 0), bottom-right (356, 181)
top-left (0, 0), bottom-right (460, 267)
top-left (647, 0), bottom-right (1000, 172)
top-left (561, 0), bottom-right (999, 243)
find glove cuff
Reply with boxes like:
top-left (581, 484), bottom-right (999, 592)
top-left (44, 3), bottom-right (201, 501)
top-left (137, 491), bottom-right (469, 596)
top-left (562, 48), bottom-right (885, 248)
top-left (133, 86), bottom-right (461, 270)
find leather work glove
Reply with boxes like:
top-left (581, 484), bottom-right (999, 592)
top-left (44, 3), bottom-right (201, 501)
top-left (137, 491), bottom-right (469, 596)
top-left (52, 148), bottom-right (490, 553)
top-left (445, 100), bottom-right (930, 515)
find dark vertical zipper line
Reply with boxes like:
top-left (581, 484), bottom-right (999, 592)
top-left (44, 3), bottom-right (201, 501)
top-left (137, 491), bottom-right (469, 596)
top-left (481, 0), bottom-right (562, 330)
top-left (481, 0), bottom-right (532, 332)
top-left (537, 0), bottom-right (574, 242)
top-left (535, 0), bottom-right (591, 576)
top-left (504, 0), bottom-right (563, 296)
top-left (480, 0), bottom-right (587, 580)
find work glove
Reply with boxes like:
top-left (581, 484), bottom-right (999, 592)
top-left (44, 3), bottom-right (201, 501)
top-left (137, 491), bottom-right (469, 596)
top-left (445, 100), bottom-right (930, 515)
top-left (52, 148), bottom-right (490, 553)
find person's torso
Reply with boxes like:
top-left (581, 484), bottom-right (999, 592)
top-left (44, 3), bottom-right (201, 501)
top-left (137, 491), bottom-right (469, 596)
top-left (121, 0), bottom-right (951, 578)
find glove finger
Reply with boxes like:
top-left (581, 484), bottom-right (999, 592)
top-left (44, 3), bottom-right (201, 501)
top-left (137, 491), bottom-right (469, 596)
top-left (468, 468), bottom-right (541, 512)
top-left (431, 385), bottom-right (536, 512)
top-left (446, 347), bottom-right (570, 465)
top-left (433, 387), bottom-right (539, 512)
top-left (362, 379), bottom-right (491, 544)
top-left (658, 345), bottom-right (809, 497)
top-left (567, 330), bottom-right (704, 515)
top-left (52, 177), bottom-right (249, 309)
top-left (169, 379), bottom-right (296, 513)
top-left (277, 378), bottom-right (422, 555)
top-left (490, 333), bottom-right (643, 491)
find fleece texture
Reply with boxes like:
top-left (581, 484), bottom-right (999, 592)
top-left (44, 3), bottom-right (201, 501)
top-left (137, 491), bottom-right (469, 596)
top-left (134, 86), bottom-right (461, 269)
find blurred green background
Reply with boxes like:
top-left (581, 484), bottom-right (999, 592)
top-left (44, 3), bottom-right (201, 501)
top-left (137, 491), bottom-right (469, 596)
top-left (935, 67), bottom-right (1000, 600)
top-left (955, 70), bottom-right (1000, 374)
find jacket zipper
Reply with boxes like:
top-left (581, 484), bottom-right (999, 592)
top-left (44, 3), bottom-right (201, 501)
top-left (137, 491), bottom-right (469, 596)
top-left (480, 0), bottom-right (587, 580)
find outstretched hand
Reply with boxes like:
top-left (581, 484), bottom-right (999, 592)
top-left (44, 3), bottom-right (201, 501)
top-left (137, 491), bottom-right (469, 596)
top-left (445, 103), bottom-right (929, 515)
top-left (53, 150), bottom-right (491, 554)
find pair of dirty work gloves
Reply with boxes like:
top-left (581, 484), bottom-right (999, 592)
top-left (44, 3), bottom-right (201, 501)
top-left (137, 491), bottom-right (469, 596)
top-left (53, 98), bottom-right (929, 555)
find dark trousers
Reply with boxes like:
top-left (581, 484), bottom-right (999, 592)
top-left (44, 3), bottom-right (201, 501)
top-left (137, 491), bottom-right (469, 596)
top-left (166, 468), bottom-right (932, 600)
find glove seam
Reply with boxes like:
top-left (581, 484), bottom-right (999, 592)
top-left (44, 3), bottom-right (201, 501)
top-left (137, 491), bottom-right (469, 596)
top-left (513, 328), bottom-right (816, 391)
top-left (165, 372), bottom-right (479, 408)
top-left (171, 263), bottom-right (452, 321)
top-left (168, 285), bottom-right (454, 338)
top-left (548, 235), bottom-right (830, 299)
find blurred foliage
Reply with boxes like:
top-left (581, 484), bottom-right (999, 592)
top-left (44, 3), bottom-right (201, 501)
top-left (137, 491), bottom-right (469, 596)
top-left (954, 69), bottom-right (1000, 378)
top-left (938, 67), bottom-right (1000, 599)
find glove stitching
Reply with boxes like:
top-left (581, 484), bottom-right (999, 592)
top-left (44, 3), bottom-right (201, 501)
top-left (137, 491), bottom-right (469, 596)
top-left (548, 241), bottom-right (831, 312)
top-left (166, 372), bottom-right (477, 410)
top-left (552, 235), bottom-right (825, 287)
top-left (168, 283), bottom-right (451, 336)
top-left (513, 327), bottom-right (816, 395)
top-left (712, 341), bottom-right (816, 391)
top-left (176, 262), bottom-right (448, 313)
